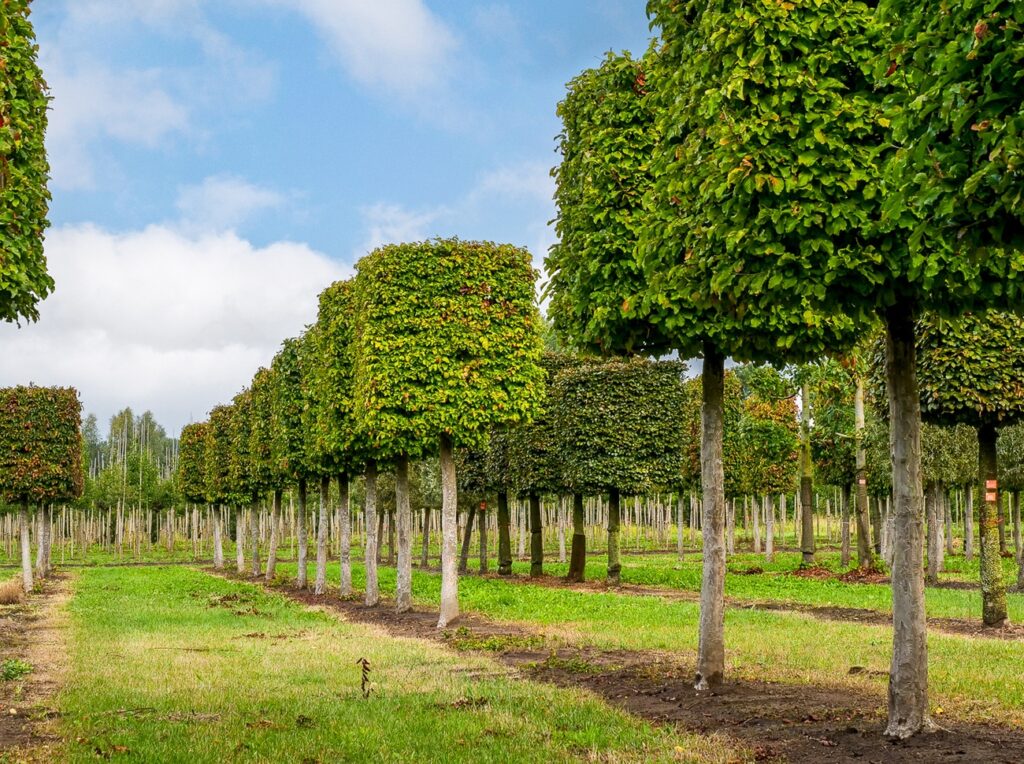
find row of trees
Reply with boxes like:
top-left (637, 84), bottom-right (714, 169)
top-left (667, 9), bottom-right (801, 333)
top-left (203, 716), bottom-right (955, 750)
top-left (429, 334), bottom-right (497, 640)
top-left (545, 0), bottom-right (1024, 738)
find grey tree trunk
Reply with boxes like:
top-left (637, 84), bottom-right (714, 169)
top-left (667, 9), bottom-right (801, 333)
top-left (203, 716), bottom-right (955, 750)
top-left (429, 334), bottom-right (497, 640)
top-left (459, 503), bottom-right (477, 575)
top-left (250, 500), bottom-right (262, 578)
top-left (696, 345), bottom-right (726, 691)
top-left (841, 484), bottom-right (851, 568)
top-left (1012, 491), bottom-right (1021, 567)
top-left (607, 488), bottom-right (621, 584)
top-left (338, 475), bottom-right (352, 596)
top-left (266, 491), bottom-right (280, 582)
top-left (437, 434), bottom-right (459, 628)
top-left (497, 491), bottom-right (512, 576)
top-left (883, 304), bottom-right (934, 739)
top-left (213, 507), bottom-right (224, 569)
top-left (567, 493), bottom-right (586, 582)
top-left (764, 495), bottom-right (774, 562)
top-left (528, 493), bottom-right (542, 577)
top-left (753, 495), bottom-right (762, 554)
top-left (314, 476), bottom-right (329, 595)
top-left (34, 505), bottom-right (51, 579)
top-left (364, 462), bottom-right (379, 606)
top-left (799, 385), bottom-right (815, 565)
top-left (977, 424), bottom-right (1008, 627)
top-left (19, 504), bottom-right (33, 593)
top-left (854, 377), bottom-right (874, 568)
top-left (235, 509), bottom-right (245, 574)
top-left (925, 483), bottom-right (940, 586)
top-left (677, 493), bottom-right (685, 560)
top-left (965, 485), bottom-right (975, 562)
top-left (395, 455), bottom-right (413, 612)
top-left (478, 506), bottom-right (489, 574)
top-left (420, 506), bottom-right (431, 568)
top-left (296, 479), bottom-right (308, 589)
top-left (945, 490), bottom-right (954, 556)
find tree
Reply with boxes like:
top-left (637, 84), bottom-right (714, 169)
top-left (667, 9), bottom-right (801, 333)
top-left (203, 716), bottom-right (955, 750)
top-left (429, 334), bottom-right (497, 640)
top-left (0, 386), bottom-right (83, 590)
top-left (204, 405), bottom-right (233, 570)
top-left (229, 389), bottom-right (262, 577)
top-left (998, 424), bottom-right (1024, 590)
top-left (553, 358), bottom-right (689, 583)
top-left (177, 423), bottom-right (208, 559)
top-left (0, 1), bottom-right (52, 324)
top-left (352, 239), bottom-right (545, 627)
top-left (250, 367), bottom-right (284, 582)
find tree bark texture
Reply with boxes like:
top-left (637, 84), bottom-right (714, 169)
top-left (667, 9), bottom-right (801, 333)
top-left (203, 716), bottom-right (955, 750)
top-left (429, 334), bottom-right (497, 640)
top-left (395, 455), bottom-right (413, 612)
top-left (437, 434), bottom-right (460, 628)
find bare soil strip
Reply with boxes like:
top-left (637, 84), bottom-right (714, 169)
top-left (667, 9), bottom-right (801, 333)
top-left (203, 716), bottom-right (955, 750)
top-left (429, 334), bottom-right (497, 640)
top-left (0, 576), bottom-right (70, 762)
top-left (222, 572), bottom-right (1024, 764)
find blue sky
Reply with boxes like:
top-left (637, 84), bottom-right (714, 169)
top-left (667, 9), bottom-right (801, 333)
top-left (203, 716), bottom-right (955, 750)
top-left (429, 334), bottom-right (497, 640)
top-left (0, 0), bottom-right (656, 434)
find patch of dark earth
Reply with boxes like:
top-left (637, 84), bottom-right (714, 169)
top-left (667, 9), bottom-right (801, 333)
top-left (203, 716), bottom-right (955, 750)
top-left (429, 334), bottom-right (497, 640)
top-left (0, 576), bottom-right (65, 759)
top-left (218, 570), bottom-right (1024, 764)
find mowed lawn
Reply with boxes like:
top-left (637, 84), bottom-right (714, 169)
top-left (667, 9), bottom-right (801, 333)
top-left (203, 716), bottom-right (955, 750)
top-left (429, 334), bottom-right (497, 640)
top-left (275, 559), bottom-right (1024, 728)
top-left (55, 566), bottom-right (729, 763)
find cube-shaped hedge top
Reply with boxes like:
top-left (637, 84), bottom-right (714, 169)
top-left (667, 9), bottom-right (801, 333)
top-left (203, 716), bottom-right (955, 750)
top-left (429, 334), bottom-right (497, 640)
top-left (352, 239), bottom-right (545, 459)
top-left (178, 422), bottom-right (209, 504)
top-left (0, 386), bottom-right (84, 504)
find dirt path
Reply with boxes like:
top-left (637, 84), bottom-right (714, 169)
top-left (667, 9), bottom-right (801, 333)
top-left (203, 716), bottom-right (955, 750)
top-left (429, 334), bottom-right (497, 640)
top-left (0, 576), bottom-right (71, 762)
top-left (222, 572), bottom-right (1024, 764)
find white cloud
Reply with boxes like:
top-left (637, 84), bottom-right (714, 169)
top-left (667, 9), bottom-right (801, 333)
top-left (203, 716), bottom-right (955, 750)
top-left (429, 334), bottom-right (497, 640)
top-left (471, 161), bottom-right (555, 206)
top-left (355, 202), bottom-right (445, 257)
top-left (281, 0), bottom-right (458, 99)
top-left (176, 175), bottom-right (286, 232)
top-left (0, 224), bottom-right (349, 433)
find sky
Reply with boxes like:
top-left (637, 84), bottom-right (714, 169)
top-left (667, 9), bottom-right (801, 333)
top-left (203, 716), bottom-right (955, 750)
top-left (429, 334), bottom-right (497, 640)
top-left (0, 0), bottom-right (655, 436)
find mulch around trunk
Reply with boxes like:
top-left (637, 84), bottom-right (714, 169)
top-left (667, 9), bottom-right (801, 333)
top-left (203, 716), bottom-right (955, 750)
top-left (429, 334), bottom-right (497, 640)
top-left (223, 571), bottom-right (1024, 764)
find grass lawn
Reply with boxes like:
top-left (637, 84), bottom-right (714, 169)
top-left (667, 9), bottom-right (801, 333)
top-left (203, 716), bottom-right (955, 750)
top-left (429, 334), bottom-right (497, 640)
top-left (55, 566), bottom-right (729, 763)
top-left (275, 560), bottom-right (1024, 728)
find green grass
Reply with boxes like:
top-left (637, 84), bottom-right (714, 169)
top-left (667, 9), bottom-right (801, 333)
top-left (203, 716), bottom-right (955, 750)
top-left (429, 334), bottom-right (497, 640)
top-left (0, 658), bottom-right (32, 682)
top-left (55, 566), bottom-right (731, 763)
top-left (276, 559), bottom-right (1024, 727)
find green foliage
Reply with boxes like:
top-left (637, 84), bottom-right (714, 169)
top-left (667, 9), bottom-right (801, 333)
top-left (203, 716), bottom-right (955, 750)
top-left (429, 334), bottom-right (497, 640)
top-left (922, 423), bottom-right (976, 488)
top-left (998, 425), bottom-right (1024, 492)
top-left (303, 280), bottom-right (366, 476)
top-left (553, 358), bottom-right (688, 495)
top-left (249, 367), bottom-right (280, 493)
top-left (352, 239), bottom-right (545, 459)
top-left (733, 365), bottom-right (799, 496)
top-left (204, 405), bottom-right (233, 505)
top-left (270, 336), bottom-right (310, 482)
top-left (547, 49), bottom-right (671, 356)
top-left (807, 360), bottom-right (858, 488)
top-left (916, 312), bottom-right (1024, 429)
top-left (880, 0), bottom-right (1024, 279)
top-left (0, 658), bottom-right (32, 682)
top-left (0, 2), bottom-right (52, 324)
top-left (0, 386), bottom-right (83, 504)
top-left (641, 0), bottom-right (874, 360)
top-left (228, 389), bottom-right (257, 502)
top-left (177, 423), bottom-right (208, 505)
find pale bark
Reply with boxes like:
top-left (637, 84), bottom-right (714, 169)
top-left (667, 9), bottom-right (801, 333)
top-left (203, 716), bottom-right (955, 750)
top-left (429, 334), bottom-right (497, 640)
top-left (978, 424), bottom-right (1008, 627)
top-left (459, 503), bottom-right (476, 575)
top-left (696, 345), bottom-right (726, 690)
top-left (296, 479), bottom-right (308, 589)
top-left (884, 305), bottom-right (933, 739)
top-left (764, 495), bottom-right (774, 562)
top-left (34, 505), bottom-right (51, 579)
top-left (420, 506), bottom-right (431, 568)
top-left (854, 377), bottom-right (874, 568)
top-left (20, 504), bottom-right (33, 593)
top-left (965, 486), bottom-right (975, 562)
top-left (799, 386), bottom-right (815, 565)
top-left (753, 495), bottom-right (762, 554)
top-left (925, 483), bottom-right (940, 586)
top-left (395, 455), bottom-right (413, 612)
top-left (437, 434), bottom-right (459, 628)
top-left (213, 507), bottom-right (224, 569)
top-left (364, 462), bottom-right (379, 606)
top-left (314, 476), bottom-right (329, 595)
top-left (841, 484), bottom-right (851, 568)
top-left (250, 500), bottom-right (262, 578)
top-left (677, 493), bottom-right (685, 560)
top-left (265, 491), bottom-right (280, 582)
top-left (497, 491), bottom-right (512, 576)
top-left (338, 475), bottom-right (352, 596)
top-left (235, 509), bottom-right (245, 575)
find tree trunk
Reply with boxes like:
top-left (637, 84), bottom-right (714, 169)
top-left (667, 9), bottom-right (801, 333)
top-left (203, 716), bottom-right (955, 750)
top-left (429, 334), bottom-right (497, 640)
top-left (459, 503), bottom-right (477, 575)
top-left (420, 507), bottom-right (431, 568)
top-left (840, 484), bottom-right (851, 568)
top-left (998, 491), bottom-right (1008, 556)
top-left (677, 493), bottom-right (685, 560)
top-left (764, 495), bottom-right (774, 562)
top-left (607, 488), bottom-right (621, 584)
top-left (799, 385), bottom-right (815, 565)
top-left (977, 424), bottom-right (1008, 627)
top-left (437, 434), bottom-right (459, 628)
top-left (250, 499), bottom-right (262, 579)
top-left (696, 344), bottom-right (726, 691)
top-left (266, 491), bottom-right (280, 583)
top-left (528, 493), bottom-right (543, 578)
top-left (19, 503), bottom-right (33, 593)
top-left (235, 509), bottom-right (245, 575)
top-left (965, 485), bottom-right (975, 562)
top-left (945, 490), bottom-right (954, 557)
top-left (925, 483), bottom-right (939, 586)
top-left (752, 495), bottom-right (762, 554)
top-left (213, 507), bottom-right (224, 569)
top-left (34, 505), bottom-right (51, 580)
top-left (854, 376), bottom-right (874, 568)
top-left (296, 479), bottom-right (308, 589)
top-left (497, 491), bottom-right (512, 576)
top-left (339, 475), bottom-right (352, 596)
top-left (395, 455), bottom-right (413, 612)
top-left (478, 505), bottom-right (488, 574)
top-left (364, 461), bottom-right (379, 606)
top-left (314, 476), bottom-right (329, 595)
top-left (567, 493), bottom-right (586, 582)
top-left (883, 303), bottom-right (933, 739)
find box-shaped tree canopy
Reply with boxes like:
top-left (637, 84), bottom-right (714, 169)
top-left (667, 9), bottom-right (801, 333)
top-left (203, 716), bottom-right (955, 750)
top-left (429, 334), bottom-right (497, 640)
top-left (352, 239), bottom-right (545, 460)
top-left (204, 404), bottom-right (233, 505)
top-left (0, 386), bottom-right (83, 504)
top-left (553, 358), bottom-right (689, 496)
top-left (249, 367), bottom-right (281, 493)
top-left (270, 336), bottom-right (311, 482)
top-left (178, 422), bottom-right (209, 505)
top-left (228, 388), bottom-right (259, 503)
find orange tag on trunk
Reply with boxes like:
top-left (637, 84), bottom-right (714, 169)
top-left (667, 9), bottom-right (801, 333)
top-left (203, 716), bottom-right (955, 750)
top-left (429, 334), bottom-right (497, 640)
top-left (986, 492), bottom-right (998, 502)
top-left (858, 478), bottom-right (867, 486)
top-left (986, 479), bottom-right (998, 490)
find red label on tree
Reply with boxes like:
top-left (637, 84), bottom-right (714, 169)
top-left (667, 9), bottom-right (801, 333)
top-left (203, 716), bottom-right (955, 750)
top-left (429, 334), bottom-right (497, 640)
top-left (986, 492), bottom-right (998, 502)
top-left (858, 478), bottom-right (867, 486)
top-left (986, 479), bottom-right (998, 490)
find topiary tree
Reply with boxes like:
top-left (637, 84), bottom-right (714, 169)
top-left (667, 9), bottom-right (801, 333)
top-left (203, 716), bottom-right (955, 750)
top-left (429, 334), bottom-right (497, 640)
top-left (920, 423), bottom-right (975, 583)
top-left (204, 404), bottom-right (233, 570)
top-left (0, 2), bottom-right (52, 325)
top-left (229, 388), bottom-right (263, 577)
top-left (914, 312), bottom-right (1024, 625)
top-left (352, 239), bottom-right (545, 627)
top-left (553, 358), bottom-right (690, 583)
top-left (0, 386), bottom-right (83, 590)
top-left (304, 280), bottom-right (370, 599)
top-left (178, 422), bottom-right (209, 524)
top-left (250, 366), bottom-right (284, 582)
